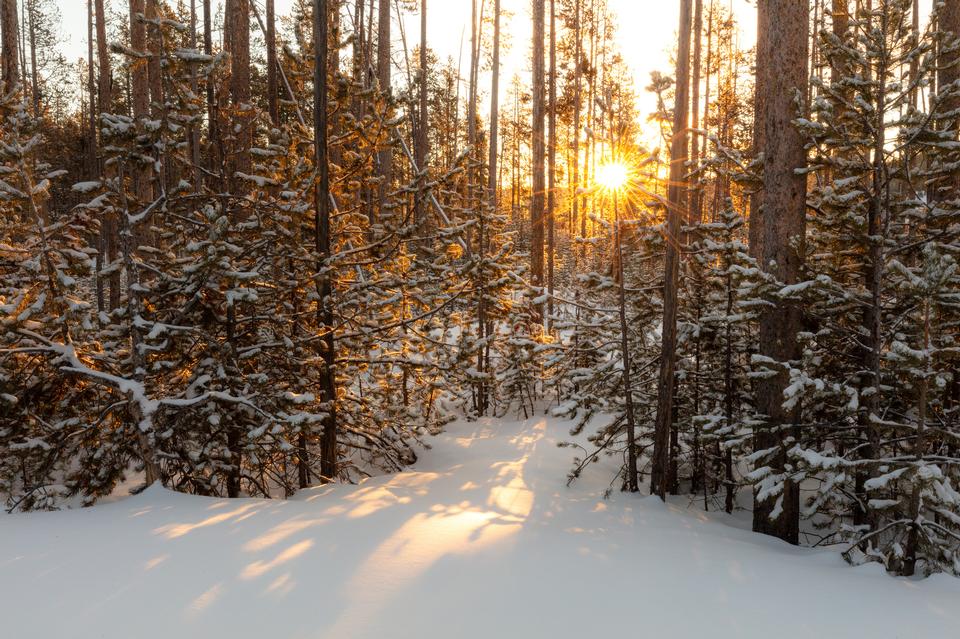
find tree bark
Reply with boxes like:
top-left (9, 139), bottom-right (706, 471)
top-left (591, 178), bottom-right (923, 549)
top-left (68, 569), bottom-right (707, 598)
top-left (266, 0), bottom-right (279, 125)
top-left (530, 0), bottom-right (546, 321)
top-left (752, 0), bottom-right (808, 546)
top-left (415, 0), bottom-right (427, 230)
top-left (227, 0), bottom-right (251, 191)
top-left (572, 0), bottom-right (581, 245)
top-left (749, 0), bottom-right (768, 259)
top-left (651, 0), bottom-right (692, 499)
top-left (376, 0), bottom-right (391, 216)
top-left (689, 0), bottom-right (703, 225)
top-left (315, 0), bottom-right (338, 484)
top-left (88, 0), bottom-right (103, 314)
top-left (1, 0), bottom-right (20, 93)
top-left (547, 0), bottom-right (557, 328)
top-left (939, 0), bottom-right (960, 179)
top-left (26, 0), bottom-right (38, 115)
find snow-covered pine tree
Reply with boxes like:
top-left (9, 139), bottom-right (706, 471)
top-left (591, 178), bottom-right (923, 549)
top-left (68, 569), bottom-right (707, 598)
top-left (0, 86), bottom-right (99, 509)
top-left (790, 0), bottom-right (960, 574)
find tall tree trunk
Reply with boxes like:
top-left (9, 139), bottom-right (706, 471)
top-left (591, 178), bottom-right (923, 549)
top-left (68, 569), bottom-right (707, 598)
top-left (88, 0), bottom-right (103, 314)
top-left (95, 0), bottom-right (114, 312)
top-left (939, 0), bottom-right (960, 189)
top-left (752, 0), bottom-right (808, 546)
top-left (95, 0), bottom-right (111, 140)
top-left (703, 0), bottom-right (713, 220)
top-left (651, 0), bottom-right (692, 499)
top-left (415, 0), bottom-right (427, 230)
top-left (146, 0), bottom-right (163, 114)
top-left (315, 0), bottom-right (338, 483)
top-left (228, 0), bottom-right (252, 192)
top-left (478, 0), bottom-right (500, 416)
top-left (689, 0), bottom-right (703, 225)
top-left (266, 0), bottom-right (279, 125)
top-left (87, 0), bottom-right (96, 175)
top-left (1, 0), bottom-right (20, 93)
top-left (203, 0), bottom-right (219, 183)
top-left (376, 0), bottom-right (391, 216)
top-left (547, 0), bottom-right (557, 328)
top-left (466, 0), bottom-right (479, 226)
top-left (188, 0), bottom-right (202, 191)
top-left (572, 0), bottom-right (581, 245)
top-left (749, 0), bottom-right (768, 259)
top-left (910, 0), bottom-right (919, 108)
top-left (26, 0), bottom-right (37, 116)
top-left (123, 0), bottom-right (151, 310)
top-left (530, 0), bottom-right (545, 322)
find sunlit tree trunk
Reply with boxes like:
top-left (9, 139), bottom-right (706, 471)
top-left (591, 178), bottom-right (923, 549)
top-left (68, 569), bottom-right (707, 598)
top-left (689, 0), bottom-right (702, 225)
top-left (227, 0), bottom-right (251, 194)
top-left (547, 0), bottom-right (557, 328)
top-left (202, 0), bottom-right (219, 185)
top-left (376, 0), bottom-right (391, 216)
top-left (530, 0), bottom-right (546, 322)
top-left (26, 0), bottom-right (38, 116)
top-left (651, 0), bottom-right (691, 499)
top-left (86, 0), bottom-right (104, 313)
top-left (752, 0), bottom-right (808, 546)
top-left (266, 0), bottom-right (279, 125)
top-left (572, 0), bottom-right (581, 246)
top-left (315, 0), bottom-right (338, 484)
top-left (415, 0), bottom-right (427, 230)
top-left (0, 0), bottom-right (19, 93)
top-left (749, 0), bottom-right (767, 259)
top-left (188, 0), bottom-right (202, 191)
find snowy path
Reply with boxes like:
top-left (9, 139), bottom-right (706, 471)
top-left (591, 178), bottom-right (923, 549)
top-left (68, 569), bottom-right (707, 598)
top-left (2, 417), bottom-right (959, 638)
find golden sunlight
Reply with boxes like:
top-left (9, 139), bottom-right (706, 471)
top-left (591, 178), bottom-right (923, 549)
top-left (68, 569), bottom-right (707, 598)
top-left (595, 161), bottom-right (630, 193)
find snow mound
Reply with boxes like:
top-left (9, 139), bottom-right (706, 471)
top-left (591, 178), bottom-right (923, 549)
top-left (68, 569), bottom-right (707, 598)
top-left (2, 417), bottom-right (958, 638)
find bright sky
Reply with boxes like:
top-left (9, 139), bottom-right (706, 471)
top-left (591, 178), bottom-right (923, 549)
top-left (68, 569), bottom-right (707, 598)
top-left (55, 0), bottom-right (757, 124)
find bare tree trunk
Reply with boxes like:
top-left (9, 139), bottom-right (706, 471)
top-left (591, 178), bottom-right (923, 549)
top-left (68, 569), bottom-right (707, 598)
top-left (415, 0), bottom-right (427, 230)
top-left (95, 0), bottom-right (111, 137)
top-left (26, 0), bottom-right (38, 115)
top-left (831, 1), bottom-right (849, 104)
top-left (752, 0), bottom-right (808, 546)
top-left (703, 0), bottom-right (714, 220)
top-left (87, 0), bottom-right (104, 314)
top-left (547, 0), bottom-right (557, 329)
top-left (1, 0), bottom-right (20, 93)
top-left (228, 0), bottom-right (252, 192)
top-left (266, 0), bottom-right (279, 125)
top-left (203, 0), bottom-right (219, 184)
top-left (910, 0), bottom-right (919, 108)
top-left (189, 0), bottom-right (202, 191)
top-left (477, 0), bottom-right (500, 416)
top-left (939, 0), bottom-right (960, 182)
top-left (651, 0), bottom-right (692, 499)
top-left (122, 0), bottom-right (151, 310)
top-left (376, 0), bottom-right (391, 216)
top-left (572, 0), bottom-right (581, 244)
top-left (94, 0), bottom-right (114, 313)
top-left (903, 300), bottom-right (931, 576)
top-left (689, 0), bottom-right (703, 225)
top-left (530, 0), bottom-right (545, 322)
top-left (466, 0), bottom-right (479, 225)
top-left (315, 0), bottom-right (338, 484)
top-left (749, 0), bottom-right (768, 259)
top-left (146, 0), bottom-right (163, 114)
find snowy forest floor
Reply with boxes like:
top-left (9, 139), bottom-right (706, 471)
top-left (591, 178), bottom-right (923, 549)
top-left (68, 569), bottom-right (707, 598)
top-left (3, 416), bottom-right (960, 638)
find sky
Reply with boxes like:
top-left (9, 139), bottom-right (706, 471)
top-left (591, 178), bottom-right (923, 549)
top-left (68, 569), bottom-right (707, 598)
top-left (54, 0), bottom-right (757, 124)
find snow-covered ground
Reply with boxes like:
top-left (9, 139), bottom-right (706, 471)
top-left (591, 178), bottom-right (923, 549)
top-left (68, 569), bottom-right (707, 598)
top-left (2, 416), bottom-right (959, 638)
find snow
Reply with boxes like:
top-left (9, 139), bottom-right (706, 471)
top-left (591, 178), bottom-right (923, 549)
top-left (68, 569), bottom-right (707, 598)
top-left (2, 416), bottom-right (959, 638)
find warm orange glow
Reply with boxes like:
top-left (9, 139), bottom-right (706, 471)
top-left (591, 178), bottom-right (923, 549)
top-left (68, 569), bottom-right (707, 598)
top-left (596, 160), bottom-right (630, 192)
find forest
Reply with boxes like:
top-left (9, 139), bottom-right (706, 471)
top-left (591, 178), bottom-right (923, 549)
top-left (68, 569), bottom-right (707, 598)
top-left (4, 1), bottom-right (960, 630)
